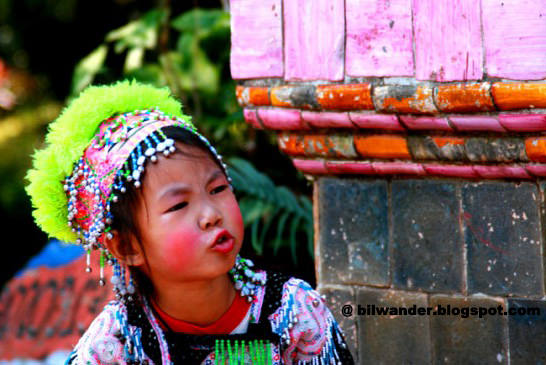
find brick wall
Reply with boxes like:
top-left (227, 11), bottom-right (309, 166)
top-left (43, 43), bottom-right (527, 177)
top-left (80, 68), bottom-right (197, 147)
top-left (317, 178), bottom-right (545, 363)
top-left (230, 0), bottom-right (546, 362)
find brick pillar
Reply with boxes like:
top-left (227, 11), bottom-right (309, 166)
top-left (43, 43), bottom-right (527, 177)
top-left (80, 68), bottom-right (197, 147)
top-left (230, 0), bottom-right (546, 362)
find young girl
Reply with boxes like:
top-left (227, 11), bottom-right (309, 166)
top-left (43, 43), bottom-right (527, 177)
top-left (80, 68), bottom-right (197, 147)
top-left (26, 81), bottom-right (354, 364)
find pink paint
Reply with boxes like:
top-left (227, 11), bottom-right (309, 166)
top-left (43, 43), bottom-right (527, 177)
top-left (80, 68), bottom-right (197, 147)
top-left (371, 162), bottom-right (426, 175)
top-left (230, 0), bottom-right (284, 79)
top-left (348, 113), bottom-right (406, 130)
top-left (525, 165), bottom-right (546, 177)
top-left (448, 116), bottom-right (506, 132)
top-left (325, 161), bottom-right (375, 174)
top-left (498, 114), bottom-right (546, 132)
top-left (301, 111), bottom-right (353, 128)
top-left (243, 109), bottom-right (263, 129)
top-left (346, 0), bottom-right (414, 77)
top-left (399, 116), bottom-right (453, 131)
top-left (292, 159), bottom-right (328, 174)
top-left (472, 165), bottom-right (532, 179)
top-left (422, 164), bottom-right (478, 178)
top-left (284, 0), bottom-right (345, 81)
top-left (257, 109), bottom-right (308, 130)
top-left (412, 0), bottom-right (482, 81)
top-left (482, 0), bottom-right (546, 80)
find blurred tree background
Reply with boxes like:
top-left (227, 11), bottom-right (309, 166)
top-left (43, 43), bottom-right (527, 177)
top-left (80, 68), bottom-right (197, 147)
top-left (0, 0), bottom-right (315, 289)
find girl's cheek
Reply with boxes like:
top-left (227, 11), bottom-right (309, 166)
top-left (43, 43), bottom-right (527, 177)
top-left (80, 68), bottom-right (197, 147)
top-left (162, 226), bottom-right (200, 270)
top-left (226, 199), bottom-right (244, 234)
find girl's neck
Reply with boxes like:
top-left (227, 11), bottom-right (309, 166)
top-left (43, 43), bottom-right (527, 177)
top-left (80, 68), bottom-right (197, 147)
top-left (150, 273), bottom-right (236, 326)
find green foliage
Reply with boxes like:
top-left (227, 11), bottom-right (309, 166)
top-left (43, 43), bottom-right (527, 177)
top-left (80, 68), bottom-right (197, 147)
top-left (227, 158), bottom-right (313, 263)
top-left (70, 6), bottom-right (243, 152)
top-left (72, 45), bottom-right (108, 95)
top-left (0, 101), bottom-right (62, 210)
top-left (106, 9), bottom-right (166, 53)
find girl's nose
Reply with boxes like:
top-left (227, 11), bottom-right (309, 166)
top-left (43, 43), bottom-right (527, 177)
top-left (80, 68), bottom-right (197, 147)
top-left (199, 204), bottom-right (223, 230)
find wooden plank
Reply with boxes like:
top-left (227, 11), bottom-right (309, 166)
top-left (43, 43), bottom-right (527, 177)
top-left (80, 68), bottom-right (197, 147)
top-left (346, 0), bottom-right (414, 77)
top-left (230, 0), bottom-right (283, 79)
top-left (412, 0), bottom-right (483, 81)
top-left (482, 0), bottom-right (546, 80)
top-left (283, 0), bottom-right (345, 81)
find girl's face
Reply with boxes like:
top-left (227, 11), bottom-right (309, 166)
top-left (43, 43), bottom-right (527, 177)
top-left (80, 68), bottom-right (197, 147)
top-left (130, 142), bottom-right (244, 286)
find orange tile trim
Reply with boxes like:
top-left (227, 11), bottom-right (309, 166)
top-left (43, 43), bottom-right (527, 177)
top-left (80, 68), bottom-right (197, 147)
top-left (525, 137), bottom-right (546, 162)
top-left (316, 83), bottom-right (373, 110)
top-left (236, 82), bottom-right (546, 114)
top-left (435, 83), bottom-right (495, 113)
top-left (278, 133), bottom-right (546, 164)
top-left (354, 135), bottom-right (412, 159)
top-left (492, 83), bottom-right (546, 110)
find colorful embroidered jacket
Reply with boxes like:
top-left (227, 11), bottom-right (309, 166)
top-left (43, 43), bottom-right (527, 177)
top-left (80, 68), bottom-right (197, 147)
top-left (66, 271), bottom-right (354, 364)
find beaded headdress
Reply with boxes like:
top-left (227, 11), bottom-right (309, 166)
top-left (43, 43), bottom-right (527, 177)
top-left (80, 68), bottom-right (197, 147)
top-left (25, 81), bottom-right (261, 302)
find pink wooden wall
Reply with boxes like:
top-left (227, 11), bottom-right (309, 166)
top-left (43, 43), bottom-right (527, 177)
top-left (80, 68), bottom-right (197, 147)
top-left (230, 0), bottom-right (546, 81)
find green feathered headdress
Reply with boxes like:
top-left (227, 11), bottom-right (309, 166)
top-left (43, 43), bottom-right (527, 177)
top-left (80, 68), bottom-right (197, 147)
top-left (25, 80), bottom-right (185, 242)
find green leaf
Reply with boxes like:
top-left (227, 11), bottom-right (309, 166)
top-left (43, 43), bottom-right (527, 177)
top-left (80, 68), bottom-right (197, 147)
top-left (169, 33), bottom-right (219, 94)
top-left (251, 218), bottom-right (262, 255)
top-left (226, 166), bottom-right (251, 194)
top-left (124, 63), bottom-right (165, 85)
top-left (289, 215), bottom-right (302, 264)
top-left (228, 157), bottom-right (276, 201)
top-left (176, 33), bottom-right (196, 60)
top-left (276, 186), bottom-right (298, 212)
top-left (124, 47), bottom-right (144, 73)
top-left (171, 8), bottom-right (229, 37)
top-left (259, 205), bottom-right (279, 246)
top-left (71, 44), bottom-right (107, 95)
top-left (106, 9), bottom-right (165, 52)
top-left (273, 211), bottom-right (291, 255)
top-left (238, 196), bottom-right (267, 225)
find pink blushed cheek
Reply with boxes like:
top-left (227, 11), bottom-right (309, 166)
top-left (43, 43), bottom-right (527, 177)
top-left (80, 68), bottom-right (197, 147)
top-left (163, 227), bottom-right (200, 271)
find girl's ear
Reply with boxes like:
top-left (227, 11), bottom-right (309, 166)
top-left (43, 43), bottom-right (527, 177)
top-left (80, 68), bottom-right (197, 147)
top-left (104, 230), bottom-right (146, 267)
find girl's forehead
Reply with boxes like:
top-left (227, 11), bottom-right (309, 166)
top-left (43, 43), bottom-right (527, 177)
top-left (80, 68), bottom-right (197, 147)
top-left (143, 145), bottom-right (221, 187)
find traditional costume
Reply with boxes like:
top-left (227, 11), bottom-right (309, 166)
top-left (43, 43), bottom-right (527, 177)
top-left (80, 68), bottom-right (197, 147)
top-left (26, 81), bottom-right (354, 364)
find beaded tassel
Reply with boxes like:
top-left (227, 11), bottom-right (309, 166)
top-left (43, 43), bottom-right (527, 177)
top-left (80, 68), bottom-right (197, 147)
top-left (99, 251), bottom-right (105, 286)
top-left (120, 265), bottom-right (127, 297)
top-left (229, 255), bottom-right (266, 302)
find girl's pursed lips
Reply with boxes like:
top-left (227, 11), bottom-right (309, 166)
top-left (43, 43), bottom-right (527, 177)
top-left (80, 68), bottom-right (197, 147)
top-left (209, 229), bottom-right (233, 248)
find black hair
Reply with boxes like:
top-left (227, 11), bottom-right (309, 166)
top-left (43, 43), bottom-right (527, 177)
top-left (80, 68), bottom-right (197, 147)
top-left (109, 125), bottom-right (227, 297)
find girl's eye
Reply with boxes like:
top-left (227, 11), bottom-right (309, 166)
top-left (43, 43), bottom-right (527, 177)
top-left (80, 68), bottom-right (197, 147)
top-left (166, 202), bottom-right (187, 213)
top-left (211, 185), bottom-right (228, 195)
